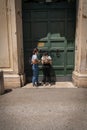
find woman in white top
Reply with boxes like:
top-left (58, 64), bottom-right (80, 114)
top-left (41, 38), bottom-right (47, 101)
top-left (31, 48), bottom-right (40, 86)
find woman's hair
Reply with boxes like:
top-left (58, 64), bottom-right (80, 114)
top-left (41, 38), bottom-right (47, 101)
top-left (33, 48), bottom-right (38, 54)
top-left (43, 52), bottom-right (48, 56)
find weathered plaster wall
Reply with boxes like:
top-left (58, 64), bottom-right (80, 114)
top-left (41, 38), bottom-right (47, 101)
top-left (73, 0), bottom-right (87, 87)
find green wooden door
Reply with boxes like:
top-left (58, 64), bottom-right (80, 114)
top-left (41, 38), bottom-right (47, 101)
top-left (22, 1), bottom-right (76, 82)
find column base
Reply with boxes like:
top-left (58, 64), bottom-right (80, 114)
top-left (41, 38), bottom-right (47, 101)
top-left (72, 71), bottom-right (87, 88)
top-left (4, 74), bottom-right (25, 89)
top-left (0, 71), bottom-right (4, 95)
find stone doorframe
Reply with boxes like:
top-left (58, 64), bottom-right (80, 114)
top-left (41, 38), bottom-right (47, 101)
top-left (0, 0), bottom-right (25, 88)
top-left (72, 0), bottom-right (87, 87)
top-left (0, 0), bottom-right (87, 88)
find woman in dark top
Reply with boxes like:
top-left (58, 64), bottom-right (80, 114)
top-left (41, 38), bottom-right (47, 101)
top-left (41, 52), bottom-right (52, 86)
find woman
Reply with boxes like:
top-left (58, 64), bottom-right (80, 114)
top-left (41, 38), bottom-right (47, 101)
top-left (41, 52), bottom-right (52, 86)
top-left (31, 48), bottom-right (40, 86)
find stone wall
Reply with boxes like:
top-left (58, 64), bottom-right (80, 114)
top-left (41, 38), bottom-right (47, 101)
top-left (72, 0), bottom-right (87, 87)
top-left (0, 0), bottom-right (25, 88)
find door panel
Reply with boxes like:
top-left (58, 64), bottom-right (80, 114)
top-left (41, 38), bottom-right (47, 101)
top-left (50, 21), bottom-right (65, 34)
top-left (31, 22), bottom-right (48, 39)
top-left (22, 1), bottom-right (76, 82)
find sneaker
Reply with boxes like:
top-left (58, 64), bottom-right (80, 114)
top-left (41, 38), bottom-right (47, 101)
top-left (33, 84), bottom-right (35, 87)
top-left (33, 83), bottom-right (38, 87)
top-left (45, 82), bottom-right (49, 86)
top-left (35, 83), bottom-right (38, 87)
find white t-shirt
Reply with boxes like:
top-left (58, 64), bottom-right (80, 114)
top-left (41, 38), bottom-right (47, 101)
top-left (31, 54), bottom-right (38, 64)
top-left (41, 55), bottom-right (52, 64)
top-left (41, 55), bottom-right (52, 60)
top-left (32, 54), bottom-right (37, 61)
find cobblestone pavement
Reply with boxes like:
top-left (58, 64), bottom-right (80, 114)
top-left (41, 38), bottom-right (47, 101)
top-left (0, 85), bottom-right (87, 130)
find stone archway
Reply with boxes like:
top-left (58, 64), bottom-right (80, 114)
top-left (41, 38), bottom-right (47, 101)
top-left (18, 0), bottom-right (87, 87)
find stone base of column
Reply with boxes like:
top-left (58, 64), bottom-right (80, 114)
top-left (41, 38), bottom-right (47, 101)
top-left (72, 71), bottom-right (87, 88)
top-left (4, 74), bottom-right (25, 89)
top-left (0, 71), bottom-right (4, 95)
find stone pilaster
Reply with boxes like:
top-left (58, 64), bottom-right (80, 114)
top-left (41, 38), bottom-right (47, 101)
top-left (0, 0), bottom-right (25, 88)
top-left (72, 0), bottom-right (87, 87)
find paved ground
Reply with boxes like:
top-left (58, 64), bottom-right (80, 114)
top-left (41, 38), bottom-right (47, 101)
top-left (0, 83), bottom-right (87, 130)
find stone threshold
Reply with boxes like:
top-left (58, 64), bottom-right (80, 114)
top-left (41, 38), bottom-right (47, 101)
top-left (23, 82), bottom-right (77, 88)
